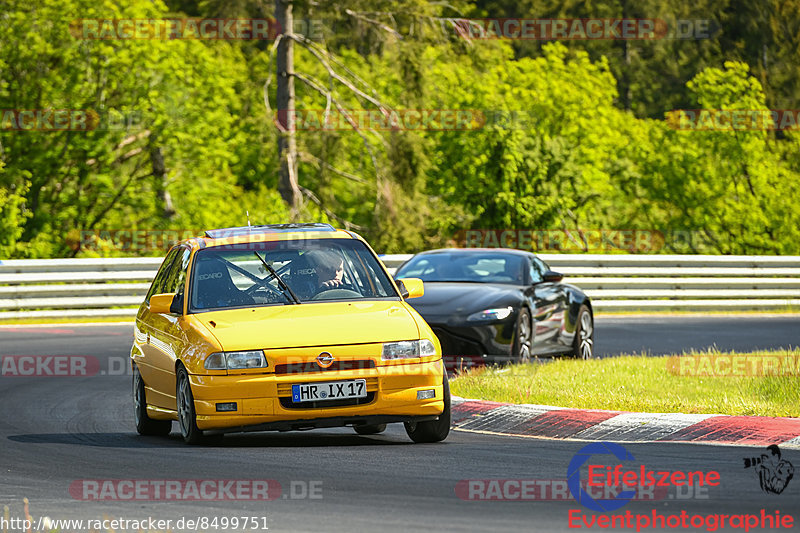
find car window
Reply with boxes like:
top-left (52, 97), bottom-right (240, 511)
top-left (162, 247), bottom-right (191, 296)
top-left (395, 253), bottom-right (526, 285)
top-left (529, 257), bottom-right (545, 284)
top-left (188, 239), bottom-right (399, 312)
top-left (466, 258), bottom-right (505, 277)
top-left (349, 245), bottom-right (391, 297)
top-left (396, 258), bottom-right (435, 279)
top-left (533, 256), bottom-right (552, 282)
top-left (145, 248), bottom-right (180, 301)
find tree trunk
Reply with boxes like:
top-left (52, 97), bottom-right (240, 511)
top-left (150, 145), bottom-right (175, 219)
top-left (275, 0), bottom-right (301, 218)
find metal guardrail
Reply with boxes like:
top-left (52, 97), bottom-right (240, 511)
top-left (1, 254), bottom-right (799, 319)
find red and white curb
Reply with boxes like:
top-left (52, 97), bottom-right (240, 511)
top-left (452, 399), bottom-right (800, 448)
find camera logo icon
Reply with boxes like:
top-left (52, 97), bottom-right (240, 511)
top-left (743, 445), bottom-right (794, 494)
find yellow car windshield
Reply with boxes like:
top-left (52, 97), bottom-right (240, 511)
top-left (188, 239), bottom-right (399, 311)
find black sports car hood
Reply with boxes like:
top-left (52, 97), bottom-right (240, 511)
top-left (406, 282), bottom-right (524, 322)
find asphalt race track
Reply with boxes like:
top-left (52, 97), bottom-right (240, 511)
top-left (595, 315), bottom-right (800, 357)
top-left (0, 317), bottom-right (799, 532)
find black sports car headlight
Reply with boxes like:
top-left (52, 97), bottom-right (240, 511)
top-left (466, 306), bottom-right (514, 322)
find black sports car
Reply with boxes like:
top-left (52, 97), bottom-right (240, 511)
top-left (394, 248), bottom-right (593, 367)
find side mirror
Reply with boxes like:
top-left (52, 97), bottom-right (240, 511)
top-left (170, 293), bottom-right (184, 314)
top-left (396, 278), bottom-right (424, 299)
top-left (149, 293), bottom-right (180, 314)
top-left (542, 271), bottom-right (563, 283)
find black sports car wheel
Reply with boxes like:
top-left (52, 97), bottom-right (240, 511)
top-left (512, 308), bottom-right (532, 363)
top-left (571, 305), bottom-right (594, 360)
top-left (133, 365), bottom-right (172, 436)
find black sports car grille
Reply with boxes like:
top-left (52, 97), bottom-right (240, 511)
top-left (431, 327), bottom-right (484, 356)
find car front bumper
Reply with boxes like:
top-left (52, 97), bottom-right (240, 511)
top-left (427, 317), bottom-right (518, 366)
top-left (180, 359), bottom-right (446, 431)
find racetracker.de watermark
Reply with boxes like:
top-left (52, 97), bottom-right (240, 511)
top-left (69, 18), bottom-right (282, 40)
top-left (275, 109), bottom-right (486, 131)
top-left (668, 354), bottom-right (800, 377)
top-left (69, 479), bottom-right (322, 500)
top-left (439, 18), bottom-right (715, 40)
top-left (454, 229), bottom-right (701, 253)
top-left (667, 109), bottom-right (800, 131)
top-left (455, 478), bottom-right (713, 501)
top-left (0, 109), bottom-right (93, 131)
top-left (0, 355), bottom-right (101, 377)
top-left (1, 354), bottom-right (445, 378)
top-left (71, 229), bottom-right (203, 253)
top-left (70, 228), bottom-right (365, 253)
top-left (1, 109), bottom-right (144, 132)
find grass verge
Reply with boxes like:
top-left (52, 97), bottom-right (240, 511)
top-left (450, 349), bottom-right (800, 418)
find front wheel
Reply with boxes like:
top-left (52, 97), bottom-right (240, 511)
top-left (405, 374), bottom-right (451, 443)
top-left (512, 308), bottom-right (532, 363)
top-left (571, 305), bottom-right (594, 360)
top-left (176, 366), bottom-right (204, 444)
top-left (133, 365), bottom-right (172, 436)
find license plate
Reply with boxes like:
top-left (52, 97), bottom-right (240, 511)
top-left (291, 379), bottom-right (367, 403)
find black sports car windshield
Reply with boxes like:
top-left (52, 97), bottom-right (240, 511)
top-left (189, 238), bottom-right (399, 311)
top-left (396, 252), bottom-right (526, 285)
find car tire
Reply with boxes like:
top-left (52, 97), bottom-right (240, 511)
top-left (176, 365), bottom-right (204, 444)
top-left (133, 364), bottom-right (172, 436)
top-left (512, 307), bottom-right (532, 363)
top-left (354, 424), bottom-right (387, 435)
top-left (571, 305), bottom-right (594, 360)
top-left (404, 374), bottom-right (451, 443)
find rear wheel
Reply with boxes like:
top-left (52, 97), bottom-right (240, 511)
top-left (176, 366), bottom-right (204, 444)
top-left (133, 365), bottom-right (172, 436)
top-left (571, 305), bottom-right (594, 360)
top-left (354, 424), bottom-right (387, 435)
top-left (512, 308), bottom-right (532, 363)
top-left (405, 374), bottom-right (451, 443)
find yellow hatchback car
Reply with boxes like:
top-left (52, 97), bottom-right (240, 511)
top-left (131, 223), bottom-right (449, 444)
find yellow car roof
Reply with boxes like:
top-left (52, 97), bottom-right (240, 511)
top-left (183, 223), bottom-right (358, 250)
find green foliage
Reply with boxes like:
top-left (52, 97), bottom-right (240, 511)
top-left (638, 62), bottom-right (800, 253)
top-left (0, 0), bottom-right (286, 257)
top-left (2, 0), bottom-right (799, 257)
top-left (0, 164), bottom-right (29, 256)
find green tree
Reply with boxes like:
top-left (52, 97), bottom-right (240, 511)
top-left (637, 62), bottom-right (800, 253)
top-left (0, 0), bottom-right (287, 257)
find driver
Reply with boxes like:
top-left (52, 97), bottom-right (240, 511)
top-left (306, 250), bottom-right (345, 291)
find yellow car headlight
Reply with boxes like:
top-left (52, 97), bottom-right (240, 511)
top-left (204, 352), bottom-right (227, 370)
top-left (382, 339), bottom-right (436, 360)
top-left (204, 350), bottom-right (268, 370)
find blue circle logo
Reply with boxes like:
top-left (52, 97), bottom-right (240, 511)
top-left (567, 442), bottom-right (637, 512)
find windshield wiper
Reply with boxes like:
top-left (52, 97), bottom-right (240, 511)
top-left (253, 252), bottom-right (301, 304)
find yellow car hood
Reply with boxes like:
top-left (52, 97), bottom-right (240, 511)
top-left (193, 300), bottom-right (421, 351)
